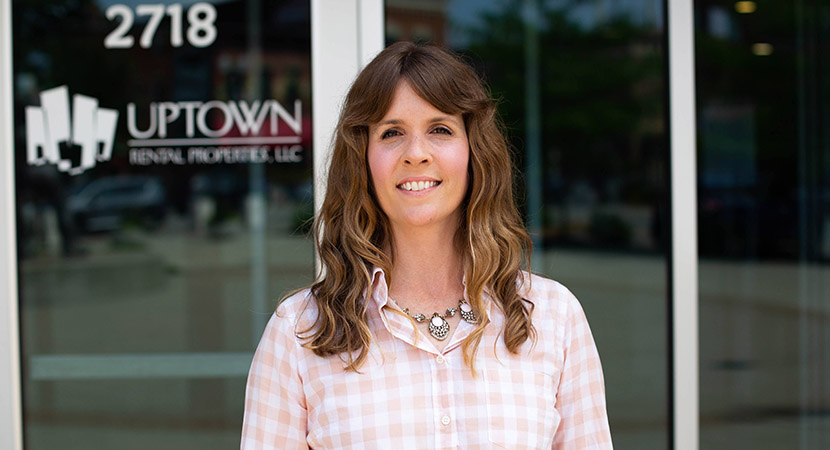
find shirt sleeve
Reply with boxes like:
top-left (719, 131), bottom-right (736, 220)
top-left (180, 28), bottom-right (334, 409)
top-left (241, 312), bottom-right (308, 450)
top-left (552, 293), bottom-right (613, 449)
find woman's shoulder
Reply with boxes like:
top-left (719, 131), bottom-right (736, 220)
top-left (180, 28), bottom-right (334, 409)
top-left (253, 288), bottom-right (319, 353)
top-left (518, 271), bottom-right (584, 321)
top-left (520, 271), bottom-right (578, 303)
top-left (270, 287), bottom-right (320, 332)
top-left (275, 288), bottom-right (314, 316)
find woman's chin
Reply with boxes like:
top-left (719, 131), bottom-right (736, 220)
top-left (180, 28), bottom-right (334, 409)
top-left (389, 211), bottom-right (463, 233)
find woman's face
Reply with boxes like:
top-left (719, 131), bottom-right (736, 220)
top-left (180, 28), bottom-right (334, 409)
top-left (367, 81), bottom-right (469, 235)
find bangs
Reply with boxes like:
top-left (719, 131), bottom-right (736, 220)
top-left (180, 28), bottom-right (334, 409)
top-left (346, 43), bottom-right (491, 128)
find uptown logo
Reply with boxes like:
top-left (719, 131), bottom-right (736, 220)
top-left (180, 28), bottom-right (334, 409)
top-left (24, 85), bottom-right (305, 171)
top-left (125, 98), bottom-right (304, 166)
top-left (126, 99), bottom-right (302, 141)
top-left (25, 86), bottom-right (119, 176)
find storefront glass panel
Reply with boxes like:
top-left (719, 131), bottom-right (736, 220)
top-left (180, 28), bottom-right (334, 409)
top-left (696, 0), bottom-right (830, 448)
top-left (386, 1), bottom-right (671, 447)
top-left (12, 1), bottom-right (313, 448)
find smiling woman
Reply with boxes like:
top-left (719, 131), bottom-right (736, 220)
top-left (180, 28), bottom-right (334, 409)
top-left (367, 81), bottom-right (469, 240)
top-left (241, 42), bottom-right (612, 449)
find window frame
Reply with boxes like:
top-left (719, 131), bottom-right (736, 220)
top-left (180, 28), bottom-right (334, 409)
top-left (0, 0), bottom-right (699, 448)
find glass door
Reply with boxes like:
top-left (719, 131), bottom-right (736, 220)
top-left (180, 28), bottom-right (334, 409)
top-left (696, 0), bottom-right (830, 448)
top-left (12, 1), bottom-right (314, 448)
top-left (385, 0), bottom-right (672, 447)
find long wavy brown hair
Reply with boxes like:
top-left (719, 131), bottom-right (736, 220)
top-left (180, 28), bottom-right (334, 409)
top-left (299, 41), bottom-right (535, 372)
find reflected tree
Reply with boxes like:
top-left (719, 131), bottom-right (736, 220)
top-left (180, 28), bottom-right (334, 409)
top-left (456, 2), bottom-right (667, 249)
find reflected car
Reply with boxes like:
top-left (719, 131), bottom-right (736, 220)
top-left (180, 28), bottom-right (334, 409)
top-left (67, 175), bottom-right (167, 233)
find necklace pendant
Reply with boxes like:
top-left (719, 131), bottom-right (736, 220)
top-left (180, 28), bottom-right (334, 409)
top-left (459, 300), bottom-right (477, 324)
top-left (428, 314), bottom-right (450, 340)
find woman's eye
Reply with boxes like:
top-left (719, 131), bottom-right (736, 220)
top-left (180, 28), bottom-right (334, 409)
top-left (381, 129), bottom-right (401, 139)
top-left (432, 126), bottom-right (452, 135)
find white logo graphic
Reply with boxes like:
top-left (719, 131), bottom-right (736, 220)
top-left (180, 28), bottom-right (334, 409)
top-left (25, 86), bottom-right (119, 176)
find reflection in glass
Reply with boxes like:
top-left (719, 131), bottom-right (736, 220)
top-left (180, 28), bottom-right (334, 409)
top-left (696, 0), bottom-right (830, 448)
top-left (386, 0), bottom-right (669, 447)
top-left (13, 1), bottom-right (313, 448)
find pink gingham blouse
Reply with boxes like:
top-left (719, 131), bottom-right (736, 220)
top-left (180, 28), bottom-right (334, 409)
top-left (241, 268), bottom-right (612, 449)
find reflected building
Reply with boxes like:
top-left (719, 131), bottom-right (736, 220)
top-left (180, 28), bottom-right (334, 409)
top-left (386, 0), bottom-right (447, 44)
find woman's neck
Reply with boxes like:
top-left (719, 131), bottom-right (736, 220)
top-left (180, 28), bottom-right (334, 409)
top-left (386, 224), bottom-right (465, 312)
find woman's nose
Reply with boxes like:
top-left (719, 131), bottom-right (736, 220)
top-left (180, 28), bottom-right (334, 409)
top-left (403, 135), bottom-right (431, 165)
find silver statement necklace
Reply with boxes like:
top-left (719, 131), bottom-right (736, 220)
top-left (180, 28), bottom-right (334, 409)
top-left (402, 299), bottom-right (478, 341)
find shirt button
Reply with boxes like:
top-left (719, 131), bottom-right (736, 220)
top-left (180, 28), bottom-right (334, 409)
top-left (441, 415), bottom-right (451, 426)
top-left (435, 355), bottom-right (445, 364)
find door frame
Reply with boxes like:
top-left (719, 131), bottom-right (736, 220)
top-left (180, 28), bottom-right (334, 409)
top-left (0, 0), bottom-right (697, 448)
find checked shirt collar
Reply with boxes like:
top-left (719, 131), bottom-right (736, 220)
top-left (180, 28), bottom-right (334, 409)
top-left (366, 266), bottom-right (494, 356)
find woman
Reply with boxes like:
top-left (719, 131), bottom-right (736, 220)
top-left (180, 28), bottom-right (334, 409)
top-left (241, 41), bottom-right (612, 449)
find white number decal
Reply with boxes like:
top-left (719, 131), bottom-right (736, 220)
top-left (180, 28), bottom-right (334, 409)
top-left (104, 3), bottom-right (217, 49)
top-left (167, 4), bottom-right (184, 47)
top-left (136, 4), bottom-right (165, 48)
top-left (104, 5), bottom-right (135, 49)
top-left (187, 3), bottom-right (218, 48)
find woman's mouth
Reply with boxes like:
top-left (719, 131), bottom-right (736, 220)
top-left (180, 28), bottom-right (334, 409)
top-left (397, 180), bottom-right (441, 192)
